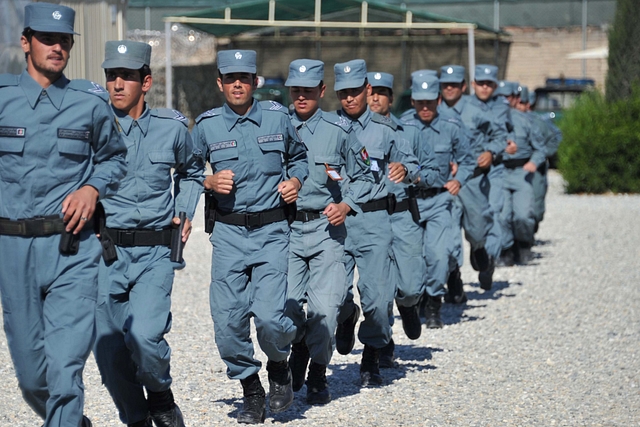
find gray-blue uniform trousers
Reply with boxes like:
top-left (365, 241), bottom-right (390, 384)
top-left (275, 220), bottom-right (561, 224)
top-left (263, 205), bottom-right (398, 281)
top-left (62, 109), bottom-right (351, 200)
top-left (336, 107), bottom-right (420, 349)
top-left (440, 95), bottom-right (509, 267)
top-left (530, 112), bottom-right (561, 226)
top-left (499, 109), bottom-right (546, 249)
top-left (0, 71), bottom-right (127, 427)
top-left (402, 114), bottom-right (474, 298)
top-left (192, 100), bottom-right (308, 380)
top-left (285, 109), bottom-right (374, 366)
top-left (387, 115), bottom-right (439, 308)
top-left (93, 106), bottom-right (204, 424)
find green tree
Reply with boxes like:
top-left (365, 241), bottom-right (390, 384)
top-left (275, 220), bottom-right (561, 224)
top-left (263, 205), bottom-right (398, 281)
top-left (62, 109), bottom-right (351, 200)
top-left (605, 0), bottom-right (640, 102)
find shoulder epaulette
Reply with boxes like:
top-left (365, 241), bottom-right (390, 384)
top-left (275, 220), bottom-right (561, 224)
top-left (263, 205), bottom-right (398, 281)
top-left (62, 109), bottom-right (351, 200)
top-left (195, 107), bottom-right (221, 124)
top-left (260, 100), bottom-right (288, 114)
top-left (444, 116), bottom-right (462, 127)
top-left (68, 79), bottom-right (109, 102)
top-left (0, 74), bottom-right (19, 88)
top-left (151, 108), bottom-right (189, 127)
top-left (321, 111), bottom-right (351, 132)
top-left (371, 112), bottom-right (397, 131)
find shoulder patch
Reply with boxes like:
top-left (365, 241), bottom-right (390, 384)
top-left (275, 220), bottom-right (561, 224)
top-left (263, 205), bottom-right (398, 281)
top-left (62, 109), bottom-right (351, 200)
top-left (68, 79), bottom-right (109, 102)
top-left (371, 112), bottom-right (397, 131)
top-left (151, 108), bottom-right (189, 126)
top-left (0, 74), bottom-right (19, 88)
top-left (321, 111), bottom-right (351, 132)
top-left (260, 100), bottom-right (288, 113)
top-left (195, 108), bottom-right (221, 124)
top-left (445, 117), bottom-right (462, 127)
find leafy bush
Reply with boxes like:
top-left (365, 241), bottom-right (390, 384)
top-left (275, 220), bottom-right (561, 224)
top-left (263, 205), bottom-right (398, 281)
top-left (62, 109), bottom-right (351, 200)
top-left (557, 87), bottom-right (640, 194)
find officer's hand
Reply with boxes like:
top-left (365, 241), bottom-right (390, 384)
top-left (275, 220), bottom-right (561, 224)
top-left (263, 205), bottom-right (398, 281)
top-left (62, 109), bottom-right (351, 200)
top-left (444, 179), bottom-right (461, 196)
top-left (323, 202), bottom-right (351, 226)
top-left (388, 162), bottom-right (406, 183)
top-left (278, 178), bottom-right (302, 204)
top-left (206, 170), bottom-right (234, 194)
top-left (172, 216), bottom-right (193, 243)
top-left (450, 162), bottom-right (458, 176)
top-left (62, 185), bottom-right (99, 234)
top-left (506, 140), bottom-right (518, 155)
top-left (477, 151), bottom-right (493, 168)
top-left (523, 161), bottom-right (537, 173)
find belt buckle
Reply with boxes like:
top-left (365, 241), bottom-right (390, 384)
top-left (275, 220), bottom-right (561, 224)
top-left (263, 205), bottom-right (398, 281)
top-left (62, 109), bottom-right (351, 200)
top-left (245, 213), bottom-right (262, 228)
top-left (24, 216), bottom-right (47, 236)
top-left (119, 230), bottom-right (135, 246)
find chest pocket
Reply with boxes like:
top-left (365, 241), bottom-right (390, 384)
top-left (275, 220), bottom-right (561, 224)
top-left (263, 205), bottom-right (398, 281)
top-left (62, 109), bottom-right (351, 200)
top-left (433, 143), bottom-right (453, 178)
top-left (147, 150), bottom-right (176, 190)
top-left (55, 132), bottom-right (92, 183)
top-left (314, 154), bottom-right (342, 185)
top-left (209, 143), bottom-right (239, 173)
top-left (258, 140), bottom-right (285, 176)
top-left (0, 137), bottom-right (26, 183)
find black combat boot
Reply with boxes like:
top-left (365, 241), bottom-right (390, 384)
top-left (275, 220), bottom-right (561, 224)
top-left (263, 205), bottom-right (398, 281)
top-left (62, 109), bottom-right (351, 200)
top-left (289, 340), bottom-right (310, 392)
top-left (266, 360), bottom-right (294, 413)
top-left (445, 266), bottom-right (467, 304)
top-left (335, 304), bottom-right (361, 355)
top-left (470, 246), bottom-right (489, 272)
top-left (378, 338), bottom-right (395, 369)
top-left (517, 241), bottom-right (533, 264)
top-left (360, 344), bottom-right (383, 387)
top-left (424, 295), bottom-right (443, 329)
top-left (305, 361), bottom-right (331, 405)
top-left (497, 246), bottom-right (515, 267)
top-left (82, 416), bottom-right (93, 427)
top-left (128, 417), bottom-right (153, 427)
top-left (238, 374), bottom-right (266, 424)
top-left (148, 389), bottom-right (185, 427)
top-left (478, 256), bottom-right (495, 291)
top-left (397, 303), bottom-right (422, 339)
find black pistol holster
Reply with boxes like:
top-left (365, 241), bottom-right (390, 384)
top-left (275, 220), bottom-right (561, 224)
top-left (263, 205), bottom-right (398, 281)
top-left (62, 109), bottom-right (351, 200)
top-left (407, 186), bottom-right (421, 223)
top-left (170, 212), bottom-right (187, 263)
top-left (284, 201), bottom-right (297, 225)
top-left (204, 191), bottom-right (217, 234)
top-left (59, 227), bottom-right (80, 255)
top-left (95, 202), bottom-right (118, 264)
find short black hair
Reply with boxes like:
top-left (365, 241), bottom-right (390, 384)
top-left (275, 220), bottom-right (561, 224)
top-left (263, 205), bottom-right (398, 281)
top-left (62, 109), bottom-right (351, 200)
top-left (139, 65), bottom-right (152, 83)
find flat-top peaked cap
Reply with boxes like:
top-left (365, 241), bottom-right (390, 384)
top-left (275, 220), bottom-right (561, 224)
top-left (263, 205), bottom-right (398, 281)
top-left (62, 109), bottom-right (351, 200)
top-left (439, 65), bottom-right (466, 83)
top-left (217, 50), bottom-right (257, 75)
top-left (474, 64), bottom-right (498, 83)
top-left (334, 59), bottom-right (367, 91)
top-left (286, 59), bottom-right (324, 87)
top-left (367, 72), bottom-right (394, 89)
top-left (25, 2), bottom-right (78, 35)
top-left (102, 40), bottom-right (151, 70)
top-left (411, 70), bottom-right (440, 101)
top-left (494, 81), bottom-right (512, 97)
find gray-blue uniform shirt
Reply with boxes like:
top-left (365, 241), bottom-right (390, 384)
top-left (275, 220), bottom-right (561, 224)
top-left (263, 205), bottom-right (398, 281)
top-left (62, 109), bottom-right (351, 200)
top-left (103, 105), bottom-right (203, 228)
top-left (192, 100), bottom-right (308, 211)
top-left (291, 109), bottom-right (373, 212)
top-left (0, 71), bottom-right (127, 219)
top-left (506, 109), bottom-right (546, 167)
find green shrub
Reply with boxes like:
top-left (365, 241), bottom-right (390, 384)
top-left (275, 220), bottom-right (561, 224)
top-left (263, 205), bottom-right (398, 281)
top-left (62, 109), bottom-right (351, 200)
top-left (558, 87), bottom-right (640, 194)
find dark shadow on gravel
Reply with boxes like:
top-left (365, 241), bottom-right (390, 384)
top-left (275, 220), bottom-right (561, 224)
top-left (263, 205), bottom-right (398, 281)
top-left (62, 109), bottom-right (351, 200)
top-left (438, 281), bottom-right (523, 325)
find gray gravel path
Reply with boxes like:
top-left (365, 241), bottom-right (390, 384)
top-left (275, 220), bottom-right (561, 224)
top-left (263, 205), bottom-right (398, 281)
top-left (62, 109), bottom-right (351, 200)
top-left (1, 170), bottom-right (639, 426)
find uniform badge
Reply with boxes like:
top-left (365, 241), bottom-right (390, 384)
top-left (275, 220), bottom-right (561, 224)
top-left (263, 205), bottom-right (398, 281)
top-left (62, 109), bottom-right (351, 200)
top-left (359, 147), bottom-right (370, 166)
top-left (324, 164), bottom-right (343, 181)
top-left (89, 82), bottom-right (106, 93)
top-left (235, 52), bottom-right (242, 60)
top-left (422, 82), bottom-right (428, 89)
top-left (484, 68), bottom-right (491, 74)
top-left (374, 73), bottom-right (382, 80)
top-left (0, 126), bottom-right (26, 137)
top-left (118, 45), bottom-right (127, 54)
top-left (344, 66), bottom-right (351, 73)
top-left (269, 101), bottom-right (283, 110)
top-left (52, 11), bottom-right (62, 20)
top-left (299, 65), bottom-right (306, 73)
top-left (447, 67), bottom-right (453, 74)
top-left (172, 110), bottom-right (187, 122)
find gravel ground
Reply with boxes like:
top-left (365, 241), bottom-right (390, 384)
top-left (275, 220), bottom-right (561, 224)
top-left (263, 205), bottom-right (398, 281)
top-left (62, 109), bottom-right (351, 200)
top-left (1, 170), bottom-right (639, 426)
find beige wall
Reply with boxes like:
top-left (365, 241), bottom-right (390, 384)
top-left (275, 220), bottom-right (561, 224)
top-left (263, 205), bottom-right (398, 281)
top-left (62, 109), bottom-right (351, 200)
top-left (504, 26), bottom-right (609, 91)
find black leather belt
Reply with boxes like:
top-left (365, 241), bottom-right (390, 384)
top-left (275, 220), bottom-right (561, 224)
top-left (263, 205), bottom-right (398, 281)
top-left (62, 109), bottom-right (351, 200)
top-left (503, 158), bottom-right (530, 169)
top-left (416, 188), bottom-right (448, 199)
top-left (105, 227), bottom-right (173, 247)
top-left (295, 210), bottom-right (323, 222)
top-left (0, 215), bottom-right (92, 237)
top-left (393, 199), bottom-right (410, 213)
top-left (215, 206), bottom-right (287, 228)
top-left (472, 166), bottom-right (490, 178)
top-left (360, 194), bottom-right (396, 214)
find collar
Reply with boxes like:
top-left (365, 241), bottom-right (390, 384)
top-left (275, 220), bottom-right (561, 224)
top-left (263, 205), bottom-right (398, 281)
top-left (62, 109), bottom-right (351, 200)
top-left (222, 100), bottom-right (262, 131)
top-left (418, 114), bottom-right (442, 133)
top-left (291, 108), bottom-right (322, 134)
top-left (20, 70), bottom-right (69, 110)
top-left (338, 106), bottom-right (371, 128)
top-left (112, 104), bottom-right (150, 136)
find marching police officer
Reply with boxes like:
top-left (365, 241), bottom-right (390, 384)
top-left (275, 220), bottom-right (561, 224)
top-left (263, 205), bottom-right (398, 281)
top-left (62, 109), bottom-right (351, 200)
top-left (93, 40), bottom-right (204, 427)
top-left (366, 71), bottom-right (439, 364)
top-left (333, 59), bottom-right (420, 386)
top-left (284, 59), bottom-right (375, 404)
top-left (0, 3), bottom-right (127, 427)
top-left (403, 71), bottom-right (474, 328)
top-left (192, 50), bottom-right (308, 424)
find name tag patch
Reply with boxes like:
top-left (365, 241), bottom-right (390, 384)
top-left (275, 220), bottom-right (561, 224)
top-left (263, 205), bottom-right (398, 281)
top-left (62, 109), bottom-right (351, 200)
top-left (58, 128), bottom-right (90, 141)
top-left (0, 127), bottom-right (26, 137)
top-left (209, 140), bottom-right (237, 151)
top-left (257, 134), bottom-right (284, 144)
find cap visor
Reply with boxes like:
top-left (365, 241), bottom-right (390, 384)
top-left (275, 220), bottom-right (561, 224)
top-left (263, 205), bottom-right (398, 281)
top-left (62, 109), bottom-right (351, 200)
top-left (28, 23), bottom-right (78, 35)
